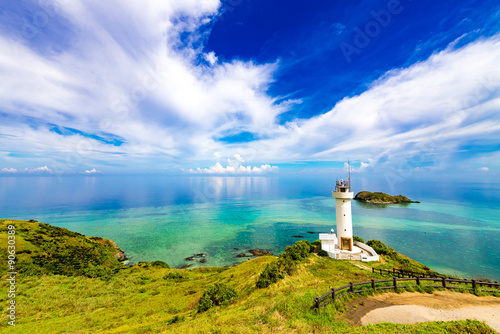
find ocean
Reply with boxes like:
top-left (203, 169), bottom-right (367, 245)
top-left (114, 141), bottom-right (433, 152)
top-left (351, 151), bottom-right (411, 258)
top-left (1, 175), bottom-right (499, 280)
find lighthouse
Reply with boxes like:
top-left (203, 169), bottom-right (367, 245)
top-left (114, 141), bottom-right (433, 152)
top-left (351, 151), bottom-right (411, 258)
top-left (318, 161), bottom-right (380, 261)
top-left (333, 176), bottom-right (353, 252)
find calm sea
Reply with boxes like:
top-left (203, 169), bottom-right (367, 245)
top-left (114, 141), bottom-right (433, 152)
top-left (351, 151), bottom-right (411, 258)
top-left (1, 175), bottom-right (499, 280)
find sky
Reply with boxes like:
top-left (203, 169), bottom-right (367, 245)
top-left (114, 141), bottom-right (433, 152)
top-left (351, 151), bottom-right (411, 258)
top-left (0, 0), bottom-right (499, 181)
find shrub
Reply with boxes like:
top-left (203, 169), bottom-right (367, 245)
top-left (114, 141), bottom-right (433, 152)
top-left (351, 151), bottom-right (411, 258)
top-left (277, 240), bottom-right (311, 275)
top-left (317, 250), bottom-right (329, 257)
top-left (197, 283), bottom-right (237, 313)
top-left (149, 261), bottom-right (170, 268)
top-left (256, 240), bottom-right (312, 288)
top-left (353, 235), bottom-right (365, 243)
top-left (311, 240), bottom-right (321, 246)
top-left (366, 240), bottom-right (397, 259)
top-left (168, 315), bottom-right (185, 325)
top-left (256, 262), bottom-right (285, 288)
top-left (164, 272), bottom-right (183, 280)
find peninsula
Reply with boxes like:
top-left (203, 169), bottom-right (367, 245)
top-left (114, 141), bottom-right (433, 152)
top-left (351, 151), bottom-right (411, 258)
top-left (354, 191), bottom-right (420, 204)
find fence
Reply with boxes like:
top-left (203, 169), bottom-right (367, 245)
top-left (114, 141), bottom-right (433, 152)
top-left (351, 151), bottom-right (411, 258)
top-left (372, 267), bottom-right (444, 278)
top-left (315, 276), bottom-right (500, 309)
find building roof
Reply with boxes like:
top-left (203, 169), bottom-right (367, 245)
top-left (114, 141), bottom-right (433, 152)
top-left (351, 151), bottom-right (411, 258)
top-left (319, 233), bottom-right (337, 240)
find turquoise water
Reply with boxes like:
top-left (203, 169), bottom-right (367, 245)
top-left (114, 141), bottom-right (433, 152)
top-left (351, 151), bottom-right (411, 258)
top-left (1, 175), bottom-right (499, 280)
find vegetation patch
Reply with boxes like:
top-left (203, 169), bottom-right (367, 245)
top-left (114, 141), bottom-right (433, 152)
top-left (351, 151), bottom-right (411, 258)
top-left (197, 283), bottom-right (237, 312)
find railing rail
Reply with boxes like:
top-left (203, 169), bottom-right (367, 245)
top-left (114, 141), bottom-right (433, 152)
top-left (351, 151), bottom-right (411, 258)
top-left (315, 274), bottom-right (500, 309)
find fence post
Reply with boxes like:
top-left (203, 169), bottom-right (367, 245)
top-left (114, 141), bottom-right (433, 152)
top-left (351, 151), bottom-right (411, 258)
top-left (372, 267), bottom-right (374, 274)
top-left (315, 297), bottom-right (319, 309)
top-left (393, 277), bottom-right (397, 289)
top-left (472, 279), bottom-right (476, 290)
top-left (410, 271), bottom-right (413, 278)
top-left (371, 279), bottom-right (375, 290)
top-left (416, 276), bottom-right (420, 286)
top-left (442, 277), bottom-right (446, 288)
top-left (331, 287), bottom-right (335, 300)
top-left (350, 282), bottom-right (354, 293)
top-left (393, 268), bottom-right (395, 276)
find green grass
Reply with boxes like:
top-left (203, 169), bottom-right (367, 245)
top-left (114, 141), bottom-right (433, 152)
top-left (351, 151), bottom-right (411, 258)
top-left (0, 219), bottom-right (497, 333)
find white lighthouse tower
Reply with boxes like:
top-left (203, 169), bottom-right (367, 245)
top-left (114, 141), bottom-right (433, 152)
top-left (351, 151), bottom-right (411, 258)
top-left (318, 161), bottom-right (380, 261)
top-left (333, 172), bottom-right (354, 251)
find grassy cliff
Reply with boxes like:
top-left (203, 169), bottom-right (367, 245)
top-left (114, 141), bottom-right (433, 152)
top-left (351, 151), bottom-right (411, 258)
top-left (0, 219), bottom-right (127, 279)
top-left (0, 219), bottom-right (495, 333)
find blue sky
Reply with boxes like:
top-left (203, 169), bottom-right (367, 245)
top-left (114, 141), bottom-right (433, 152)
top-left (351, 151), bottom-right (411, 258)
top-left (0, 0), bottom-right (499, 180)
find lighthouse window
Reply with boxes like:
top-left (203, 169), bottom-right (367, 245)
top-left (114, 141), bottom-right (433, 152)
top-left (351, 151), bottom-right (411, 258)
top-left (343, 214), bottom-right (345, 216)
top-left (343, 200), bottom-right (345, 203)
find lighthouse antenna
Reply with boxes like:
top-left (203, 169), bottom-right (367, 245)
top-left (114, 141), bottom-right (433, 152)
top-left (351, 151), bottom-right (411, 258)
top-left (348, 159), bottom-right (351, 192)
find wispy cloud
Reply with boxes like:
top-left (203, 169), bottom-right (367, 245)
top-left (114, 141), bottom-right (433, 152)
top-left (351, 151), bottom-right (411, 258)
top-left (0, 1), bottom-right (499, 177)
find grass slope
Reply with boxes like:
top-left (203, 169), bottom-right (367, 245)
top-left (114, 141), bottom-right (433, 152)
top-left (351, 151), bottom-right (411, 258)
top-left (0, 219), bottom-right (496, 333)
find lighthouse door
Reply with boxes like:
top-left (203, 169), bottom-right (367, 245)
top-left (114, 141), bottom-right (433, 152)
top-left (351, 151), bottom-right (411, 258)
top-left (341, 237), bottom-right (352, 251)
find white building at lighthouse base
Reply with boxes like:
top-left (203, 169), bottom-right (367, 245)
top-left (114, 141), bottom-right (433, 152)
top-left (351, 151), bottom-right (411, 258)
top-left (318, 231), bottom-right (379, 262)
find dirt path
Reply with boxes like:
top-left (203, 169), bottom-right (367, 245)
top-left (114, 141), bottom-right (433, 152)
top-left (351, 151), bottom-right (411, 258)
top-left (348, 291), bottom-right (500, 332)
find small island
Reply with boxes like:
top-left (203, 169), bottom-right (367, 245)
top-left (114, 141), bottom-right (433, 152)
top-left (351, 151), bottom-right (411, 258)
top-left (354, 191), bottom-right (420, 204)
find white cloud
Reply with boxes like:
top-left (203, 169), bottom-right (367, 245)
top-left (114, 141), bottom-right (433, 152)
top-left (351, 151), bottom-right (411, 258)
top-left (24, 166), bottom-right (53, 173)
top-left (480, 167), bottom-right (489, 172)
top-left (233, 154), bottom-right (244, 163)
top-left (203, 52), bottom-right (218, 65)
top-left (84, 168), bottom-right (101, 174)
top-left (1, 168), bottom-right (17, 173)
top-left (187, 163), bottom-right (279, 175)
top-left (0, 1), bottom-right (499, 175)
top-left (186, 154), bottom-right (278, 175)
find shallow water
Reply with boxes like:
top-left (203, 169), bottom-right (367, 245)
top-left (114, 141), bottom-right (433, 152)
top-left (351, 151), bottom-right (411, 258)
top-left (1, 175), bottom-right (499, 280)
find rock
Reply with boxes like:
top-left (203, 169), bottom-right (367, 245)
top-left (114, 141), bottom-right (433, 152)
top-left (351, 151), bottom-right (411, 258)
top-left (180, 264), bottom-right (192, 269)
top-left (307, 231), bottom-right (316, 234)
top-left (196, 253), bottom-right (205, 257)
top-left (354, 191), bottom-right (419, 204)
top-left (200, 258), bottom-right (207, 263)
top-left (185, 256), bottom-right (195, 261)
top-left (236, 253), bottom-right (247, 258)
top-left (292, 235), bottom-right (304, 238)
top-left (109, 240), bottom-right (127, 262)
top-left (234, 248), bottom-right (239, 250)
top-left (249, 249), bottom-right (270, 257)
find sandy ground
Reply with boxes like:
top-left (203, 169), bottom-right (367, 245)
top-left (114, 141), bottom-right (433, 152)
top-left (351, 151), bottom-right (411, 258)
top-left (348, 291), bottom-right (500, 332)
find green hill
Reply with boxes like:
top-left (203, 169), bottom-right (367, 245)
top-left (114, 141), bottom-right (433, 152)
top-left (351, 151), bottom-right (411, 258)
top-left (0, 219), bottom-right (495, 333)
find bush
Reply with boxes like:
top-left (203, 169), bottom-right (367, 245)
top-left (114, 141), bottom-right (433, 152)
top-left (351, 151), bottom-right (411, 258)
top-left (150, 261), bottom-right (170, 268)
top-left (256, 240), bottom-right (311, 288)
top-left (311, 240), bottom-right (321, 246)
top-left (276, 240), bottom-right (311, 275)
top-left (256, 262), bottom-right (285, 288)
top-left (366, 240), bottom-right (397, 259)
top-left (317, 250), bottom-right (329, 257)
top-left (197, 283), bottom-right (237, 313)
top-left (353, 235), bottom-right (365, 243)
top-left (168, 315), bottom-right (185, 325)
top-left (164, 272), bottom-right (183, 280)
